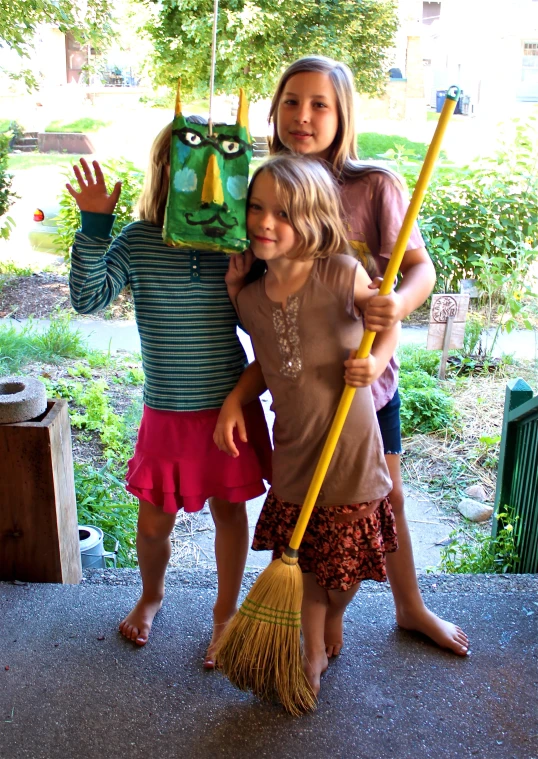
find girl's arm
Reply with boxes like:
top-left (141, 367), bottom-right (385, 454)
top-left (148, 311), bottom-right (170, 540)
top-left (364, 246), bottom-right (435, 332)
top-left (346, 264), bottom-right (400, 387)
top-left (213, 359), bottom-right (267, 457)
top-left (225, 249), bottom-right (254, 305)
top-left (68, 159), bottom-right (130, 314)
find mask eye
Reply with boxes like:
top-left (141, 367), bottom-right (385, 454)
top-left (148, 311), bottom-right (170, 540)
top-left (184, 130), bottom-right (203, 146)
top-left (220, 140), bottom-right (241, 154)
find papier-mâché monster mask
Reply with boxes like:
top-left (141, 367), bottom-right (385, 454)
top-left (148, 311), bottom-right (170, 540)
top-left (163, 83), bottom-right (252, 254)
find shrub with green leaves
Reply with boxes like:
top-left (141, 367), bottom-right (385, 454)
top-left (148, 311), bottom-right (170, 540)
top-left (398, 344), bottom-right (440, 376)
top-left (439, 509), bottom-right (519, 574)
top-left (75, 462), bottom-right (138, 567)
top-left (56, 158), bottom-right (145, 262)
top-left (401, 117), bottom-right (538, 292)
top-left (0, 132), bottom-right (17, 240)
top-left (399, 369), bottom-right (455, 436)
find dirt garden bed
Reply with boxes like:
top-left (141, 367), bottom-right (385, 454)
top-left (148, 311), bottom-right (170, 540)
top-left (0, 271), bottom-right (134, 320)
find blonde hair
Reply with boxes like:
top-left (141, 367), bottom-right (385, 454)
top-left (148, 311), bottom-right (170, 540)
top-left (137, 123), bottom-right (172, 227)
top-left (248, 155), bottom-right (350, 261)
top-left (269, 55), bottom-right (401, 185)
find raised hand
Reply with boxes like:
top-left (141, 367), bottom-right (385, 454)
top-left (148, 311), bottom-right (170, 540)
top-left (66, 158), bottom-right (122, 215)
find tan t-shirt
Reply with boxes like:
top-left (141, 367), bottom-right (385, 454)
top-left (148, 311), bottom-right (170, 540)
top-left (236, 254), bottom-right (392, 506)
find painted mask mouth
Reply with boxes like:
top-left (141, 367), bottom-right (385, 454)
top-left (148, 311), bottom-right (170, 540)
top-left (184, 208), bottom-right (238, 236)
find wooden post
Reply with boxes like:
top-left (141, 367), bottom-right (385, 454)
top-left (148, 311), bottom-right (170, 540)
top-left (492, 378), bottom-right (533, 539)
top-left (0, 399), bottom-right (82, 583)
top-left (438, 315), bottom-right (454, 380)
top-left (427, 294), bottom-right (470, 367)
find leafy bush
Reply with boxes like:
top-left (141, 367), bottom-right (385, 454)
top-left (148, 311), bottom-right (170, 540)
top-left (56, 158), bottom-right (145, 261)
top-left (357, 132), bottom-right (432, 161)
top-left (45, 117), bottom-right (111, 133)
top-left (75, 462), bottom-right (138, 567)
top-left (398, 344), bottom-right (440, 376)
top-left (399, 369), bottom-right (455, 436)
top-left (403, 117), bottom-right (538, 292)
top-left (439, 509), bottom-right (519, 574)
top-left (0, 132), bottom-right (17, 240)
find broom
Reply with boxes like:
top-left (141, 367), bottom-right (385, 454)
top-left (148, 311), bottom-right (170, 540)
top-left (214, 87), bottom-right (461, 716)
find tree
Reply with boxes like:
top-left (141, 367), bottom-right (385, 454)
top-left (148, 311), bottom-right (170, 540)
top-left (141, 0), bottom-right (398, 99)
top-left (0, 0), bottom-right (114, 87)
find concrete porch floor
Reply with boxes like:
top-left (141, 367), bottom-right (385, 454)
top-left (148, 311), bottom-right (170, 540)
top-left (2, 571), bottom-right (537, 759)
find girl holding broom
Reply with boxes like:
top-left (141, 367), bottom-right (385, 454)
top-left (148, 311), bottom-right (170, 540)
top-left (215, 154), bottom-right (399, 694)
top-left (217, 56), bottom-right (468, 661)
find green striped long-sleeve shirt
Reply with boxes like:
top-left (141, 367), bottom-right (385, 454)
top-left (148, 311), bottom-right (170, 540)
top-left (70, 212), bottom-right (248, 411)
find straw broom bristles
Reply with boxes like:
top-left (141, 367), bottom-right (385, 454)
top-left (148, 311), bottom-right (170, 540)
top-left (214, 551), bottom-right (317, 716)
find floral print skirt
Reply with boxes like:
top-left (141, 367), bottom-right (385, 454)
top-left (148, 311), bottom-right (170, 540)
top-left (252, 489), bottom-right (398, 591)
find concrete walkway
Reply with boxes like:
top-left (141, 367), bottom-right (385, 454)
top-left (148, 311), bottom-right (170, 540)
top-left (2, 316), bottom-right (536, 360)
top-left (2, 571), bottom-right (537, 759)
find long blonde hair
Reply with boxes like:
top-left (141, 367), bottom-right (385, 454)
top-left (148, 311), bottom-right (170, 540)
top-left (248, 155), bottom-right (350, 261)
top-left (137, 123), bottom-right (172, 227)
top-left (269, 55), bottom-right (400, 185)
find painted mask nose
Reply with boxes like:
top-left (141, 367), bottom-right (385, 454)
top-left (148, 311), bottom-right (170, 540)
top-left (201, 154), bottom-right (224, 206)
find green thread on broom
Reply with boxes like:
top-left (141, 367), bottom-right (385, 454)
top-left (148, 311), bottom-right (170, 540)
top-left (242, 598), bottom-right (301, 617)
top-left (239, 608), bottom-right (302, 628)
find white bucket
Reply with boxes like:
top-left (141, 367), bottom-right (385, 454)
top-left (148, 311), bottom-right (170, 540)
top-left (78, 525), bottom-right (118, 569)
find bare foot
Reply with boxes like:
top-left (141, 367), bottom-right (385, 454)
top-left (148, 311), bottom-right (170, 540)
top-left (324, 608), bottom-right (344, 658)
top-left (203, 619), bottom-right (233, 670)
top-left (397, 607), bottom-right (469, 656)
top-left (119, 596), bottom-right (163, 646)
top-left (302, 648), bottom-right (329, 696)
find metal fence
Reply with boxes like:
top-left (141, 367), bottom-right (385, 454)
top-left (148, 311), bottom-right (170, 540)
top-left (493, 378), bottom-right (538, 573)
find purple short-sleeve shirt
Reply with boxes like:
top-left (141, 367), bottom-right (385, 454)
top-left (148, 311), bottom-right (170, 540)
top-left (340, 171), bottom-right (425, 411)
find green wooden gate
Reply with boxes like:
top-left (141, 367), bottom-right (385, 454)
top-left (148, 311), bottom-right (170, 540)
top-left (493, 378), bottom-right (538, 573)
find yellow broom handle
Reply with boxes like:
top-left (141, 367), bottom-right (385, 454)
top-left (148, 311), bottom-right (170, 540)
top-left (288, 87), bottom-right (460, 553)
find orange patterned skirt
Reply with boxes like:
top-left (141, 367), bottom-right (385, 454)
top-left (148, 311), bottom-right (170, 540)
top-left (252, 488), bottom-right (398, 591)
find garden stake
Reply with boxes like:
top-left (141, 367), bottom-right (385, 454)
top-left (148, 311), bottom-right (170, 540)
top-left (214, 86), bottom-right (461, 716)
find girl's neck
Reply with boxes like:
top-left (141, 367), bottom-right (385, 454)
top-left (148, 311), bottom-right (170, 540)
top-left (265, 256), bottom-right (315, 309)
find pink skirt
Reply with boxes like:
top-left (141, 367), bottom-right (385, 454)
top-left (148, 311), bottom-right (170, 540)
top-left (126, 400), bottom-right (272, 513)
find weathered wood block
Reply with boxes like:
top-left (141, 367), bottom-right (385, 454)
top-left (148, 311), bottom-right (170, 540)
top-left (0, 399), bottom-right (82, 583)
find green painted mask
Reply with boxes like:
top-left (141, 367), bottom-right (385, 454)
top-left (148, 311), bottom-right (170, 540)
top-left (163, 84), bottom-right (252, 255)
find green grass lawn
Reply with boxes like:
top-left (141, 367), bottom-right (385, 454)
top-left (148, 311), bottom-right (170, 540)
top-left (7, 153), bottom-right (76, 171)
top-left (45, 117), bottom-right (111, 133)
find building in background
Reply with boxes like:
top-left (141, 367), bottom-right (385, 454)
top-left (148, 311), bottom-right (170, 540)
top-left (422, 0), bottom-right (538, 112)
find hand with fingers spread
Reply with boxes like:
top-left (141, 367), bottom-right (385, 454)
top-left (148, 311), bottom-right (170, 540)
top-left (66, 158), bottom-right (122, 215)
top-left (213, 393), bottom-right (247, 458)
top-left (225, 248), bottom-right (254, 301)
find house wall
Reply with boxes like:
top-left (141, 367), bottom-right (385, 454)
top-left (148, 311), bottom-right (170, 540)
top-left (423, 0), bottom-right (538, 110)
top-left (33, 26), bottom-right (67, 87)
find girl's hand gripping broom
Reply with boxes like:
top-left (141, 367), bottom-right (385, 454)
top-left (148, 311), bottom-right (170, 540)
top-left (214, 86), bottom-right (461, 716)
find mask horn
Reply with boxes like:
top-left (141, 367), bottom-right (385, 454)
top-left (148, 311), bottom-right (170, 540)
top-left (174, 79), bottom-right (182, 117)
top-left (236, 88), bottom-right (250, 140)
